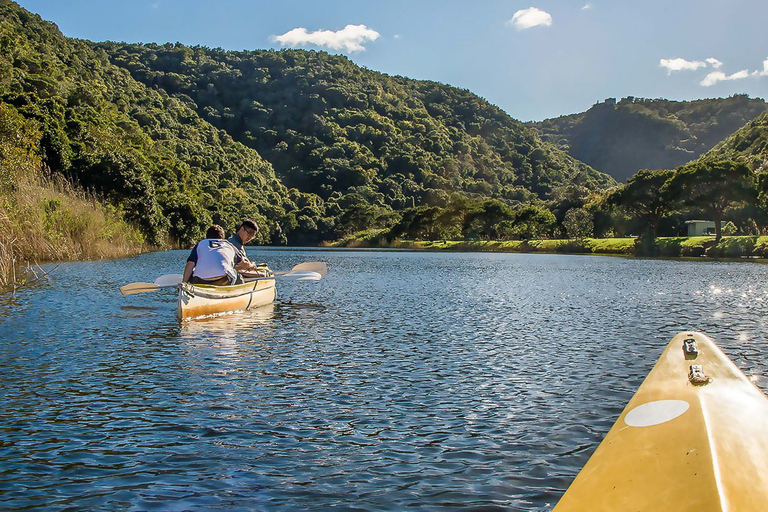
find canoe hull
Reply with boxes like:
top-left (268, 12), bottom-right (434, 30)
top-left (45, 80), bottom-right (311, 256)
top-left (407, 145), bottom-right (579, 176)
top-left (553, 331), bottom-right (768, 512)
top-left (177, 279), bottom-right (276, 320)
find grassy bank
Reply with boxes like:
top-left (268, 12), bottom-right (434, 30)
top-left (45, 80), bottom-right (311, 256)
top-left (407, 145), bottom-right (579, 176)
top-left (1, 103), bottom-right (149, 290)
top-left (1, 175), bottom-right (149, 290)
top-left (330, 234), bottom-right (768, 259)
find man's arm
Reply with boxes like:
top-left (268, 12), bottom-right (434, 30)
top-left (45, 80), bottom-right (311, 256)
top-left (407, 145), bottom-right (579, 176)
top-left (183, 245), bottom-right (199, 282)
top-left (182, 261), bottom-right (195, 282)
top-left (234, 259), bottom-right (265, 273)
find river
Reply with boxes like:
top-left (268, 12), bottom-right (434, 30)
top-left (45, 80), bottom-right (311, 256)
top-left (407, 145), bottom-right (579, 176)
top-left (1, 248), bottom-right (767, 510)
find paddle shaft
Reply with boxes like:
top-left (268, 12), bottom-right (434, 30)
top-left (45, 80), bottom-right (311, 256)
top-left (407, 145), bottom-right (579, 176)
top-left (121, 262), bottom-right (325, 295)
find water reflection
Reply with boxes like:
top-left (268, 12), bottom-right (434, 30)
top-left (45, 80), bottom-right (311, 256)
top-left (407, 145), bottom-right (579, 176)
top-left (180, 302), bottom-right (277, 336)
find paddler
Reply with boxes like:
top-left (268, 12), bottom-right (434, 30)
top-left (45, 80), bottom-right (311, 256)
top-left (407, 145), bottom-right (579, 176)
top-left (182, 224), bottom-right (243, 285)
top-left (228, 219), bottom-right (270, 278)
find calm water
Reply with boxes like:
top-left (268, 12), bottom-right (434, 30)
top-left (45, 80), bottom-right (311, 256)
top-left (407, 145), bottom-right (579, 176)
top-left (1, 249), bottom-right (767, 510)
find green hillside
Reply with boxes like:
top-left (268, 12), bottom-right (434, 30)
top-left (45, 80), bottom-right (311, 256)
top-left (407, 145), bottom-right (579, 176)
top-left (699, 109), bottom-right (768, 171)
top-left (0, 0), bottom-right (297, 245)
top-left (1, 0), bottom-right (619, 247)
top-left (532, 96), bottom-right (768, 182)
top-left (96, 43), bottom-right (615, 204)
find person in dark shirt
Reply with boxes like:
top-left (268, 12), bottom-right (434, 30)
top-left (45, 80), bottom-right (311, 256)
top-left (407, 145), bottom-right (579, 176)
top-left (228, 219), bottom-right (270, 278)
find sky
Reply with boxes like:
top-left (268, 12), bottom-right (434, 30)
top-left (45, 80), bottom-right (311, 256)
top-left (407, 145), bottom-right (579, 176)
top-left (15, 0), bottom-right (768, 122)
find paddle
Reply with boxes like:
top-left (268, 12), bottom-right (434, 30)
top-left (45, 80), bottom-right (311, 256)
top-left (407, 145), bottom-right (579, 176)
top-left (120, 263), bottom-right (325, 295)
top-left (274, 261), bottom-right (328, 276)
top-left (243, 271), bottom-right (322, 282)
top-left (120, 274), bottom-right (183, 296)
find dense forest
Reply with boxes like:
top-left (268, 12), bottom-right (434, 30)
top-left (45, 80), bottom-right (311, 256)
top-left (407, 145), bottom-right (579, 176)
top-left (0, 0), bottom-right (617, 249)
top-left (532, 96), bottom-right (768, 182)
top-left (95, 42), bottom-right (618, 244)
top-left (0, 1), bottom-right (300, 246)
top-left (4, 0), bottom-right (768, 256)
top-left (701, 110), bottom-right (768, 170)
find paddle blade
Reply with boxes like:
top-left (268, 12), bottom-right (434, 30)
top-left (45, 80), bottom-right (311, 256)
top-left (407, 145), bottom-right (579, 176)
top-left (283, 271), bottom-right (322, 281)
top-left (120, 282), bottom-right (159, 295)
top-left (284, 262), bottom-right (327, 276)
top-left (155, 274), bottom-right (183, 286)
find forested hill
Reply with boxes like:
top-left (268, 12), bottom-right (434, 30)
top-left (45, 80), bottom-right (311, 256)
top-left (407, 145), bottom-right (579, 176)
top-left (96, 42), bottom-right (615, 204)
top-left (699, 109), bottom-right (768, 170)
top-left (2, 0), bottom-right (618, 247)
top-left (0, 1), bottom-right (292, 245)
top-left (531, 96), bottom-right (768, 182)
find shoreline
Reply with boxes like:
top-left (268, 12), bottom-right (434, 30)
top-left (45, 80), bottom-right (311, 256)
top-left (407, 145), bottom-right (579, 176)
top-left (325, 235), bottom-right (768, 260)
top-left (7, 234), bottom-right (768, 295)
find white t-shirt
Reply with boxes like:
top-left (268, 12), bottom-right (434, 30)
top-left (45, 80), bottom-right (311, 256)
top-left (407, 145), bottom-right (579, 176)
top-left (187, 238), bottom-right (243, 280)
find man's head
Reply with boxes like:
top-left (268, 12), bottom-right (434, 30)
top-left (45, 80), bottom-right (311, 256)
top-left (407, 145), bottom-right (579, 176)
top-left (206, 224), bottom-right (226, 239)
top-left (236, 219), bottom-right (259, 243)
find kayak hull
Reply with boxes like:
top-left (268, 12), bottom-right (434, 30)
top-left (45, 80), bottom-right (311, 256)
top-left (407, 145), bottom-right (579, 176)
top-left (177, 279), bottom-right (276, 320)
top-left (553, 331), bottom-right (768, 512)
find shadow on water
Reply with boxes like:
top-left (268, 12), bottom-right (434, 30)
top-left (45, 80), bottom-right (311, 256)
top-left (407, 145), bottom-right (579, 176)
top-left (120, 305), bottom-right (157, 311)
top-left (0, 293), bottom-right (24, 319)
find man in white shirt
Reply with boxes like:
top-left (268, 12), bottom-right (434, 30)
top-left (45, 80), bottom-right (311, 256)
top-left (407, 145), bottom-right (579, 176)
top-left (182, 225), bottom-right (243, 285)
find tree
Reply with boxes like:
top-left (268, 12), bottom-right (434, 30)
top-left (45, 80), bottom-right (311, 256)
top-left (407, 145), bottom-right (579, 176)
top-left (462, 199), bottom-right (515, 239)
top-left (548, 184), bottom-right (592, 223)
top-left (334, 193), bottom-right (380, 236)
top-left (562, 208), bottom-right (593, 239)
top-left (663, 160), bottom-right (756, 242)
top-left (509, 205), bottom-right (556, 239)
top-left (606, 169), bottom-right (675, 238)
top-left (0, 104), bottom-right (42, 191)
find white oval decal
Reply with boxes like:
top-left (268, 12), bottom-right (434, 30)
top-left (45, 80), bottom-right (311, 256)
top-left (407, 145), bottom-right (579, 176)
top-left (624, 400), bottom-right (690, 427)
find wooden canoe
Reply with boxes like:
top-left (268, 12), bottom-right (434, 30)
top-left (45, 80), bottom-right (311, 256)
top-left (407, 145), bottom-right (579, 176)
top-left (553, 331), bottom-right (768, 511)
top-left (177, 278), bottom-right (276, 321)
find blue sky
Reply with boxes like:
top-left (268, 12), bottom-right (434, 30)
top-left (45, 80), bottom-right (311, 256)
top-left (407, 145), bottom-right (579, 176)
top-left (16, 0), bottom-right (768, 121)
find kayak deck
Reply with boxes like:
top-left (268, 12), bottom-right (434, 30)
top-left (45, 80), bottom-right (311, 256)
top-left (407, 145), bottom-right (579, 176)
top-left (553, 331), bottom-right (768, 511)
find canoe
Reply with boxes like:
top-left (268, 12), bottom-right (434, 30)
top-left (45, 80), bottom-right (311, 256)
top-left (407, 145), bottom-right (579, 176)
top-left (177, 278), bottom-right (276, 321)
top-left (553, 331), bottom-right (768, 511)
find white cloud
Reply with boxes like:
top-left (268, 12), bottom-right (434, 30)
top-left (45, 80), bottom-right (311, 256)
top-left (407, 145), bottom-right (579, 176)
top-left (706, 58), bottom-right (722, 69)
top-left (659, 58), bottom-right (707, 74)
top-left (271, 24), bottom-right (380, 53)
top-left (662, 55), bottom-right (768, 86)
top-left (701, 69), bottom-right (749, 86)
top-left (508, 7), bottom-right (553, 30)
top-left (582, 3), bottom-right (592, 10)
top-left (753, 57), bottom-right (768, 77)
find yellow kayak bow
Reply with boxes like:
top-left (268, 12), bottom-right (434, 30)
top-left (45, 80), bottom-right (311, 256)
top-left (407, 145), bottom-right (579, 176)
top-left (554, 331), bottom-right (768, 512)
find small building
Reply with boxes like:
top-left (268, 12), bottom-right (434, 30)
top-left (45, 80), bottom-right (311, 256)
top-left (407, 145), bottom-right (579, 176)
top-left (685, 220), bottom-right (717, 236)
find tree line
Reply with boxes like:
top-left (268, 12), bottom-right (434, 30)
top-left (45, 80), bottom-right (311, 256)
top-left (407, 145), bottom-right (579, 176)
top-left (376, 159), bottom-right (762, 251)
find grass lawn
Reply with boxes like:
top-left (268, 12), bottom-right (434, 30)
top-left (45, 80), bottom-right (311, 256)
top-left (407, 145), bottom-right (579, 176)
top-left (333, 235), bottom-right (768, 259)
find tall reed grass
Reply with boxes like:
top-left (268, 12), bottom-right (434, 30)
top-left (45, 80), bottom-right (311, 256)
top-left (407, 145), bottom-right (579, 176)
top-left (1, 103), bottom-right (150, 290)
top-left (0, 174), bottom-right (149, 290)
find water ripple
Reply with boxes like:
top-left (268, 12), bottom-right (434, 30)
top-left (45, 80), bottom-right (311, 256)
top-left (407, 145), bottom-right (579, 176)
top-left (1, 251), bottom-right (767, 510)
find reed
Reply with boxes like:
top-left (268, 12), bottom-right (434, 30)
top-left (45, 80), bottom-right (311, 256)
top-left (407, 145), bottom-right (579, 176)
top-left (1, 103), bottom-right (150, 290)
top-left (0, 174), bottom-right (149, 290)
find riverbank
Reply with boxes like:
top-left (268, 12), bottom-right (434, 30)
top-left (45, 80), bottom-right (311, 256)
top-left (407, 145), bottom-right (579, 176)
top-left (1, 176), bottom-right (150, 291)
top-left (329, 235), bottom-right (768, 259)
